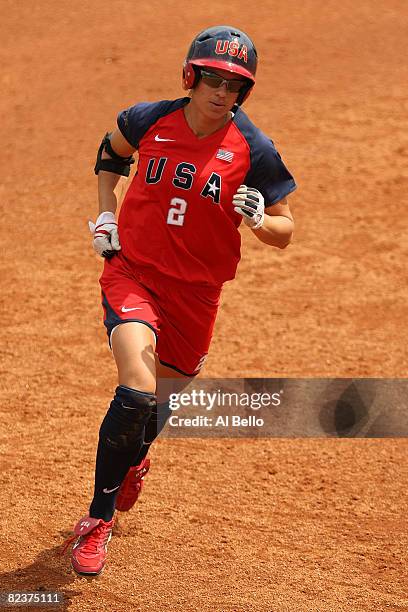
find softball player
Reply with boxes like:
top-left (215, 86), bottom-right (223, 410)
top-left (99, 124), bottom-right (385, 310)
top-left (67, 25), bottom-right (296, 576)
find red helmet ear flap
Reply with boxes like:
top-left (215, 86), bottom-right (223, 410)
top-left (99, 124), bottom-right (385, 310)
top-left (182, 61), bottom-right (198, 90)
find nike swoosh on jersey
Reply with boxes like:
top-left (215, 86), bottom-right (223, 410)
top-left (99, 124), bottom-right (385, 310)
top-left (154, 134), bottom-right (176, 142)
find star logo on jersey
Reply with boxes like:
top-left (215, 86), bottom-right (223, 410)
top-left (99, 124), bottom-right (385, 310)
top-left (207, 180), bottom-right (219, 196)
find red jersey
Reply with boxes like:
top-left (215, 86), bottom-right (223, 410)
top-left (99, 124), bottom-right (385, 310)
top-left (117, 97), bottom-right (296, 287)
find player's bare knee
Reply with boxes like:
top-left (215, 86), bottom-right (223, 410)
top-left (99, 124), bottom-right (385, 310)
top-left (99, 385), bottom-right (157, 452)
top-left (118, 368), bottom-right (156, 395)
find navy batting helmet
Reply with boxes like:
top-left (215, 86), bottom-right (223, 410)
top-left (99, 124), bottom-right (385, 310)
top-left (183, 26), bottom-right (258, 104)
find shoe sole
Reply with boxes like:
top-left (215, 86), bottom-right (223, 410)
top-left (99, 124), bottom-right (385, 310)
top-left (73, 567), bottom-right (104, 577)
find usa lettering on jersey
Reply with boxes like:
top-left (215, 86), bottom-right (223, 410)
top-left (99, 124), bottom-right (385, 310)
top-left (145, 158), bottom-right (222, 204)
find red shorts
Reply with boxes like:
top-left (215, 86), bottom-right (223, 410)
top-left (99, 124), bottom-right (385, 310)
top-left (99, 254), bottom-right (222, 376)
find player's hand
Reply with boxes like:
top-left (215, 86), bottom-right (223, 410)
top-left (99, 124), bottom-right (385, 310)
top-left (88, 211), bottom-right (121, 258)
top-left (232, 185), bottom-right (265, 229)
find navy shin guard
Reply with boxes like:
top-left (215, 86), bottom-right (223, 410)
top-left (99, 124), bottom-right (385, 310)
top-left (89, 386), bottom-right (156, 520)
top-left (131, 400), bottom-right (172, 466)
top-left (99, 385), bottom-right (155, 452)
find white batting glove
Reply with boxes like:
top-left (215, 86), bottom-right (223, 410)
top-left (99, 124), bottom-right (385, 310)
top-left (233, 185), bottom-right (265, 229)
top-left (88, 211), bottom-right (121, 259)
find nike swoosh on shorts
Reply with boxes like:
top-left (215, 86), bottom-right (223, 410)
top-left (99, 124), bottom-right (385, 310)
top-left (121, 306), bottom-right (143, 312)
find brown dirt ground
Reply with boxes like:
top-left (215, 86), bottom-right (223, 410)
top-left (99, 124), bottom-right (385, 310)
top-left (1, 1), bottom-right (408, 610)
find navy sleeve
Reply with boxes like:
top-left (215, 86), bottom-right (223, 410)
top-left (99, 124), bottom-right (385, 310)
top-left (245, 134), bottom-right (297, 205)
top-left (117, 98), bottom-right (188, 149)
top-left (234, 108), bottom-right (296, 205)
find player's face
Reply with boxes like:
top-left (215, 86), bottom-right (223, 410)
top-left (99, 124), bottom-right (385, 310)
top-left (192, 67), bottom-right (244, 119)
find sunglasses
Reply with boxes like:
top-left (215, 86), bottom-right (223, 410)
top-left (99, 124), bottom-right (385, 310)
top-left (199, 69), bottom-right (248, 93)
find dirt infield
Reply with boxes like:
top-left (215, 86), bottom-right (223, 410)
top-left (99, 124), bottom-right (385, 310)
top-left (1, 1), bottom-right (407, 610)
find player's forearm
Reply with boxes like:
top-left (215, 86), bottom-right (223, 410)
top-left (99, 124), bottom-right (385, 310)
top-left (251, 214), bottom-right (294, 248)
top-left (98, 170), bottom-right (121, 215)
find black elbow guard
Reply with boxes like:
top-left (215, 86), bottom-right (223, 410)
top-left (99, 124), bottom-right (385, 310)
top-left (94, 132), bottom-right (135, 176)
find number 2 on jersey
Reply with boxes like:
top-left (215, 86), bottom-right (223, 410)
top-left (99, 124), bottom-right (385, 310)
top-left (167, 197), bottom-right (187, 226)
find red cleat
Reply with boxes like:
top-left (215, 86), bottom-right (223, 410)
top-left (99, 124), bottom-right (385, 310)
top-left (115, 457), bottom-right (150, 512)
top-left (69, 516), bottom-right (114, 576)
